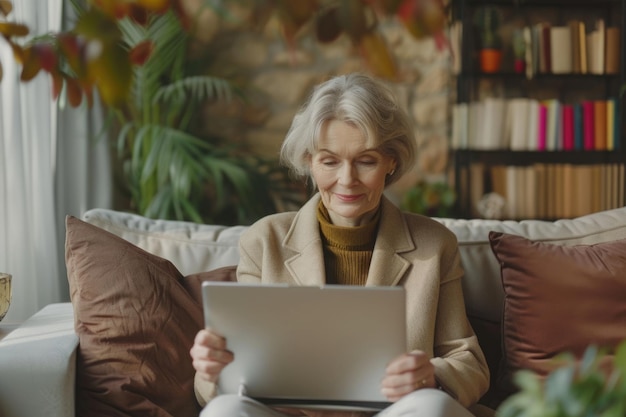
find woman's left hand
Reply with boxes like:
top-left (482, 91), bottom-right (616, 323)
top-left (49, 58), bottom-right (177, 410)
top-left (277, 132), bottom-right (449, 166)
top-left (380, 350), bottom-right (436, 402)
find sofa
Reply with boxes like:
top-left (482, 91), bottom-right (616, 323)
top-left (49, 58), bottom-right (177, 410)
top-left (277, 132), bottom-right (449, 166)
top-left (1, 205), bottom-right (625, 417)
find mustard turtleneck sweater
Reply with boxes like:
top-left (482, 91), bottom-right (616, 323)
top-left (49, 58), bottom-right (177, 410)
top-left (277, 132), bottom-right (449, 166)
top-left (316, 201), bottom-right (380, 286)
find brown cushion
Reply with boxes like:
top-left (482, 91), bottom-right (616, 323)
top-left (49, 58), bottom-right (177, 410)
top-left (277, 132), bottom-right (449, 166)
top-left (489, 231), bottom-right (626, 391)
top-left (65, 216), bottom-right (236, 417)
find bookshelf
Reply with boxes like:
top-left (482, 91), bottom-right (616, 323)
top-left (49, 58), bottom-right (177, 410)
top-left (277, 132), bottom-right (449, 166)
top-left (449, 0), bottom-right (626, 220)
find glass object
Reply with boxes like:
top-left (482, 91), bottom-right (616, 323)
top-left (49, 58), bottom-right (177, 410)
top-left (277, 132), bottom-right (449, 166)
top-left (0, 273), bottom-right (11, 321)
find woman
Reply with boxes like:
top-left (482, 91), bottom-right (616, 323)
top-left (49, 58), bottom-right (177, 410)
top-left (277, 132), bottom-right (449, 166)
top-left (190, 73), bottom-right (489, 417)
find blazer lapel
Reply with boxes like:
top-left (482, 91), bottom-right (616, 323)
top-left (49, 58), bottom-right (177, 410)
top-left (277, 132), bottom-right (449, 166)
top-left (366, 197), bottom-right (415, 287)
top-left (283, 195), bottom-right (326, 286)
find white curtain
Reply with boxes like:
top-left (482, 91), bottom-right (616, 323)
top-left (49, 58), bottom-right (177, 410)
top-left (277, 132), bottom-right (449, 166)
top-left (0, 0), bottom-right (112, 322)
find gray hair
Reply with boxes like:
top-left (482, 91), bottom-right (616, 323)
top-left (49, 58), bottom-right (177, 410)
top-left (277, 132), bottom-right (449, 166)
top-left (280, 73), bottom-right (417, 186)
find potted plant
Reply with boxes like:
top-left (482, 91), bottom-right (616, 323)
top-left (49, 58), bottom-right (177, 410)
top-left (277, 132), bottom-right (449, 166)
top-left (473, 6), bottom-right (503, 73)
top-left (512, 28), bottom-right (526, 74)
top-left (496, 339), bottom-right (626, 417)
top-left (401, 181), bottom-right (456, 217)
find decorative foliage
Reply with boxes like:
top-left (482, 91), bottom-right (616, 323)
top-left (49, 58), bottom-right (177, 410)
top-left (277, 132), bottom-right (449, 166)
top-left (497, 340), bottom-right (626, 417)
top-left (1, 0), bottom-right (449, 106)
top-left (111, 9), bottom-right (304, 224)
top-left (401, 181), bottom-right (456, 217)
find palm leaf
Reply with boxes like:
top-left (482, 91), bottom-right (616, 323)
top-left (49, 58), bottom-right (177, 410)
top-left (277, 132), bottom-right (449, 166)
top-left (153, 75), bottom-right (234, 106)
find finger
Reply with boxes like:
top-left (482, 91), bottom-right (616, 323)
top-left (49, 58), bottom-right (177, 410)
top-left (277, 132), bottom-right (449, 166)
top-left (385, 352), bottom-right (424, 375)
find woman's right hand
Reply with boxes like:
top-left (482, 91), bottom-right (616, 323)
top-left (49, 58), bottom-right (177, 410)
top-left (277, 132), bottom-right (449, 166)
top-left (190, 329), bottom-right (234, 383)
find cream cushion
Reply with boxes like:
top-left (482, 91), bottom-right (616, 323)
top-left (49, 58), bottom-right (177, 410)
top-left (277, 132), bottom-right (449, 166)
top-left (83, 209), bottom-right (247, 276)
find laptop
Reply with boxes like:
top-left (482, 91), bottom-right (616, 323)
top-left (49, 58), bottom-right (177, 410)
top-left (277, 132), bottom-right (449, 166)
top-left (201, 282), bottom-right (407, 411)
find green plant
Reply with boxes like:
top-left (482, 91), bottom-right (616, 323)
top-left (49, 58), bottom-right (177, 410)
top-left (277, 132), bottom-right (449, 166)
top-left (497, 339), bottom-right (626, 417)
top-left (111, 8), bottom-right (304, 224)
top-left (401, 181), bottom-right (455, 217)
top-left (473, 6), bottom-right (502, 49)
top-left (512, 28), bottom-right (525, 60)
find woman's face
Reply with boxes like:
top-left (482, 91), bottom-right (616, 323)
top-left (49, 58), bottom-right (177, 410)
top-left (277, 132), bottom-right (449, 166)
top-left (310, 120), bottom-right (396, 227)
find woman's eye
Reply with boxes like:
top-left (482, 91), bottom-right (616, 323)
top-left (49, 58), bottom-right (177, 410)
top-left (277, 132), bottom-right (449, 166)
top-left (358, 160), bottom-right (377, 166)
top-left (321, 160), bottom-right (338, 166)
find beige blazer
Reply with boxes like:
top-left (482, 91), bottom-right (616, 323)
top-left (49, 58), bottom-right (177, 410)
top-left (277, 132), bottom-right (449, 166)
top-left (235, 194), bottom-right (489, 407)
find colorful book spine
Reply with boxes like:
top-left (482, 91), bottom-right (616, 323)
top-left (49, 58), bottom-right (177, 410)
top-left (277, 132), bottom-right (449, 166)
top-left (582, 100), bottom-right (595, 150)
top-left (573, 102), bottom-right (584, 150)
top-left (562, 104), bottom-right (575, 150)
top-left (594, 100), bottom-right (607, 150)
top-left (607, 99), bottom-right (615, 150)
top-left (537, 103), bottom-right (548, 151)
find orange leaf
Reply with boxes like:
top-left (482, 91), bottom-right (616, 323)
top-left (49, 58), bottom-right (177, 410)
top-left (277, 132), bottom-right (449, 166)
top-left (0, 0), bottom-right (12, 16)
top-left (129, 40), bottom-right (153, 65)
top-left (0, 22), bottom-right (29, 37)
top-left (57, 33), bottom-right (87, 78)
top-left (10, 41), bottom-right (24, 62)
top-left (50, 70), bottom-right (64, 100)
top-left (65, 77), bottom-right (83, 107)
top-left (88, 42), bottom-right (132, 107)
top-left (358, 31), bottom-right (397, 80)
top-left (33, 43), bottom-right (57, 72)
top-left (20, 46), bottom-right (42, 82)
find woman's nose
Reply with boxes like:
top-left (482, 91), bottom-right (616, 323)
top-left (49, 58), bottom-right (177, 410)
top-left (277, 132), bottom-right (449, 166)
top-left (337, 163), bottom-right (356, 185)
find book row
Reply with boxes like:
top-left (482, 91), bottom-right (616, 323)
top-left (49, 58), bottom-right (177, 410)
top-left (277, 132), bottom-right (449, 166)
top-left (452, 97), bottom-right (621, 151)
top-left (448, 18), bottom-right (620, 76)
top-left (460, 163), bottom-right (625, 220)
top-left (525, 19), bottom-right (620, 77)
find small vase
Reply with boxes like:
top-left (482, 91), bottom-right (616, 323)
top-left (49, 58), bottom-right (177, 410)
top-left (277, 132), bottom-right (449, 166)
top-left (0, 273), bottom-right (11, 322)
top-left (479, 49), bottom-right (502, 73)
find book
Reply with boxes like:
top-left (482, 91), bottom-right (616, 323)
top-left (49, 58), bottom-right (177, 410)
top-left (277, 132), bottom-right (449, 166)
top-left (534, 164), bottom-right (547, 218)
top-left (561, 104), bottom-right (575, 150)
top-left (544, 99), bottom-right (561, 150)
top-left (582, 100), bottom-right (595, 150)
top-left (507, 98), bottom-right (530, 150)
top-left (541, 23), bottom-right (552, 73)
top-left (579, 21), bottom-right (588, 74)
top-left (606, 98), bottom-right (615, 151)
top-left (605, 26), bottom-right (620, 74)
top-left (537, 103), bottom-right (548, 151)
top-left (550, 26), bottom-right (573, 74)
top-left (568, 20), bottom-right (581, 73)
top-left (593, 100), bottom-right (607, 150)
top-left (573, 102), bottom-right (584, 150)
top-left (505, 167), bottom-right (518, 219)
top-left (480, 98), bottom-right (507, 150)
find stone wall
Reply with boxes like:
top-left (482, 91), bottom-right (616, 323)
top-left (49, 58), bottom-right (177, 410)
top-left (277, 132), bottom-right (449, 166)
top-left (187, 2), bottom-right (453, 203)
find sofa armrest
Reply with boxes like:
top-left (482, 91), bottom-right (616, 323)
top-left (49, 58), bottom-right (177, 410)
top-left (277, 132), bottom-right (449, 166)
top-left (0, 303), bottom-right (77, 417)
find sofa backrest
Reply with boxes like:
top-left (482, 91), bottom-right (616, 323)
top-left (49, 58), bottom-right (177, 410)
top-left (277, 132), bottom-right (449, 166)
top-left (436, 206), bottom-right (626, 323)
top-left (83, 209), bottom-right (247, 276)
top-left (84, 206), bottom-right (626, 324)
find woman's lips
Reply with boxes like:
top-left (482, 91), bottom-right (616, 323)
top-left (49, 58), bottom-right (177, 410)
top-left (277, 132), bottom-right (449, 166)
top-left (335, 193), bottom-right (363, 202)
